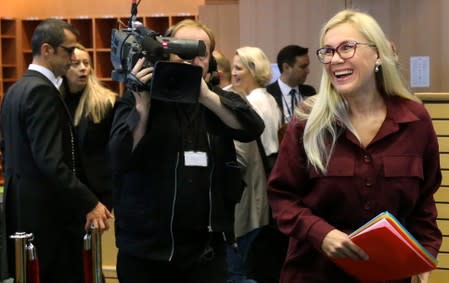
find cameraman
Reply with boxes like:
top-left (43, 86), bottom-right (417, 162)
top-left (109, 19), bottom-right (264, 283)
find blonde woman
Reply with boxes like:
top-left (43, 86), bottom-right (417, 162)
top-left (229, 46), bottom-right (281, 283)
top-left (62, 43), bottom-right (118, 209)
top-left (268, 10), bottom-right (441, 283)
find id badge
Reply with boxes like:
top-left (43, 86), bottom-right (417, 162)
top-left (184, 151), bottom-right (208, 167)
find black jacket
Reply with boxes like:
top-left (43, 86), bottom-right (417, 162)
top-left (0, 70), bottom-right (98, 282)
top-left (109, 86), bottom-right (264, 261)
top-left (61, 79), bottom-right (115, 210)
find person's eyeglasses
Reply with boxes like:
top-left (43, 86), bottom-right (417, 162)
top-left (59, 45), bottom-right (76, 55)
top-left (316, 40), bottom-right (376, 64)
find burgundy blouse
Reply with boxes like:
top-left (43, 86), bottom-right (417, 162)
top-left (268, 96), bottom-right (442, 283)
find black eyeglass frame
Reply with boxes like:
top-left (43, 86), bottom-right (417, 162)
top-left (316, 40), bottom-right (376, 64)
top-left (59, 45), bottom-right (76, 55)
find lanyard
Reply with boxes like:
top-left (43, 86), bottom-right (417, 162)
top-left (281, 90), bottom-right (297, 122)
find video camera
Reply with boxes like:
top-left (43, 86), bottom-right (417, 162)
top-left (110, 0), bottom-right (206, 103)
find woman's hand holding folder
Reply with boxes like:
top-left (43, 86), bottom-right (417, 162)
top-left (321, 229), bottom-right (369, 260)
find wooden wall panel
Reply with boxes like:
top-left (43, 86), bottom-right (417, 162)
top-left (437, 203), bottom-right (449, 219)
top-left (235, 0), bottom-right (449, 92)
top-left (435, 187), bottom-right (449, 202)
top-left (421, 93), bottom-right (449, 282)
top-left (439, 137), bottom-right (449, 153)
top-left (431, 269), bottom-right (449, 283)
top-left (425, 104), bottom-right (449, 119)
top-left (351, 0), bottom-right (401, 41)
top-left (433, 120), bottom-right (449, 136)
top-left (199, 3), bottom-right (240, 61)
top-left (239, 0), bottom-right (345, 91)
top-left (441, 236), bottom-right (449, 252)
top-left (439, 220), bottom-right (449, 235)
top-left (0, 0), bottom-right (204, 18)
top-left (441, 154), bottom-right (449, 169)
top-left (437, 253), bottom-right (449, 268)
top-left (205, 0), bottom-right (238, 3)
top-left (397, 0), bottom-right (449, 93)
top-left (353, 0), bottom-right (449, 93)
top-left (443, 171), bottom-right (449, 186)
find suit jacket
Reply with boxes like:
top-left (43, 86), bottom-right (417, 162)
top-left (0, 70), bottom-right (98, 283)
top-left (266, 80), bottom-right (316, 123)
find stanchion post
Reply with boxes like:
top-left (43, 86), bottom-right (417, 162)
top-left (10, 232), bottom-right (33, 283)
top-left (91, 227), bottom-right (102, 283)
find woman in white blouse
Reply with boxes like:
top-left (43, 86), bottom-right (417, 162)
top-left (227, 46), bottom-right (282, 283)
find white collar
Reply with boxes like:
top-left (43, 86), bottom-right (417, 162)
top-left (277, 79), bottom-right (298, 98)
top-left (29, 64), bottom-right (63, 89)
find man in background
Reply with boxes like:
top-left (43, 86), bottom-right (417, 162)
top-left (267, 45), bottom-right (316, 125)
top-left (213, 50), bottom-right (232, 90)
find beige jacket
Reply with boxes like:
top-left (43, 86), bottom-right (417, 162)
top-left (233, 139), bottom-right (270, 238)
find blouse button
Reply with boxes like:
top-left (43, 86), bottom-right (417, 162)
top-left (363, 154), bottom-right (371, 163)
top-left (365, 177), bottom-right (373, 188)
top-left (364, 202), bottom-right (372, 210)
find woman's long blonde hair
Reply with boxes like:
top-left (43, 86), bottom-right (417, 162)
top-left (296, 10), bottom-right (419, 174)
top-left (71, 44), bottom-right (117, 126)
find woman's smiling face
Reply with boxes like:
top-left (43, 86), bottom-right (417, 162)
top-left (231, 54), bottom-right (255, 95)
top-left (323, 22), bottom-right (379, 97)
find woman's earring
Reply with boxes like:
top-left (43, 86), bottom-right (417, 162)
top-left (375, 61), bottom-right (381, 73)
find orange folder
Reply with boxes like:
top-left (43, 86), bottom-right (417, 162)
top-left (332, 211), bottom-right (437, 282)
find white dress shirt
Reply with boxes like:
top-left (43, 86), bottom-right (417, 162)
top-left (28, 64), bottom-right (63, 90)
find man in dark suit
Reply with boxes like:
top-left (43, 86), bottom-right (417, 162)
top-left (267, 45), bottom-right (316, 125)
top-left (0, 19), bottom-right (112, 283)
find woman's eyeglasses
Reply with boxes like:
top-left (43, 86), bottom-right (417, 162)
top-left (316, 41), bottom-right (376, 64)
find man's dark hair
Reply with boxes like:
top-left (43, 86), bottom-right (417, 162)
top-left (276, 45), bottom-right (309, 73)
top-left (31, 19), bottom-right (79, 56)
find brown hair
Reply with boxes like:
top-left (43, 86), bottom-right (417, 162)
top-left (168, 19), bottom-right (215, 54)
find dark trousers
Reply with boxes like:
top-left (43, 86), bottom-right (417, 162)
top-left (117, 237), bottom-right (226, 283)
top-left (227, 228), bottom-right (260, 283)
top-left (0, 202), bottom-right (8, 280)
top-left (6, 202), bottom-right (85, 283)
top-left (247, 226), bottom-right (288, 283)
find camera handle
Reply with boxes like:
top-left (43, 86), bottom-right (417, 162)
top-left (129, 0), bottom-right (142, 28)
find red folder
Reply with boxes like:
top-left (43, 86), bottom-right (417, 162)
top-left (332, 211), bottom-right (437, 282)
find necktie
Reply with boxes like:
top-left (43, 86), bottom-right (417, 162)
top-left (290, 89), bottom-right (297, 110)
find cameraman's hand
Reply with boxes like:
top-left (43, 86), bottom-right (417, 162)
top-left (132, 57), bottom-right (153, 84)
top-left (131, 58), bottom-right (153, 150)
top-left (198, 78), bottom-right (243, 130)
top-left (131, 58), bottom-right (153, 105)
